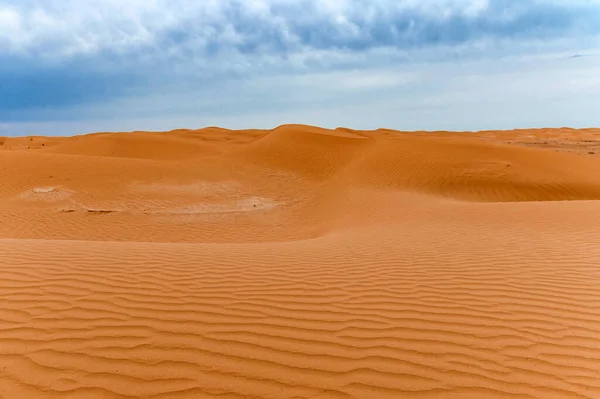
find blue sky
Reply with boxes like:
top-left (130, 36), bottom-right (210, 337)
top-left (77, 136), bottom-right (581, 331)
top-left (1, 0), bottom-right (600, 136)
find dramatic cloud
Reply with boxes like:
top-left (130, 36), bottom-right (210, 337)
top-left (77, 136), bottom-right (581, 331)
top-left (1, 0), bottom-right (600, 134)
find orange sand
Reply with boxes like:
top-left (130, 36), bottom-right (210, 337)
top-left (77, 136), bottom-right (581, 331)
top-left (1, 125), bottom-right (600, 398)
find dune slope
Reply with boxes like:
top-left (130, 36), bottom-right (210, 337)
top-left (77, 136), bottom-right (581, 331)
top-left (2, 125), bottom-right (600, 398)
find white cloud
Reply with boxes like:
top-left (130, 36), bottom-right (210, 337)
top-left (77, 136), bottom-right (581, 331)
top-left (1, 0), bottom-right (600, 133)
top-left (1, 0), bottom-right (597, 61)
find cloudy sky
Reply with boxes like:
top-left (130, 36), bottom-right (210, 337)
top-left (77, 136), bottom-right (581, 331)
top-left (1, 0), bottom-right (600, 136)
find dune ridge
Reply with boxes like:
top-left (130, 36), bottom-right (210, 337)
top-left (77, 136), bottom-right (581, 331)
top-left (2, 125), bottom-right (600, 398)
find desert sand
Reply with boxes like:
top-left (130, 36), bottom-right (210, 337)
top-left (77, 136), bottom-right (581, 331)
top-left (1, 125), bottom-right (600, 398)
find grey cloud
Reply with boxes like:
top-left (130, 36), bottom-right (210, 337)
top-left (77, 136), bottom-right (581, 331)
top-left (1, 0), bottom-right (600, 131)
top-left (2, 0), bottom-right (599, 62)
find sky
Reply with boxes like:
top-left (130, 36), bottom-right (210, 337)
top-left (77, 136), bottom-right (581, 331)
top-left (1, 0), bottom-right (600, 136)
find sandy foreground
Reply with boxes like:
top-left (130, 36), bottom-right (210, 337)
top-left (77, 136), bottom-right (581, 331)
top-left (1, 125), bottom-right (600, 398)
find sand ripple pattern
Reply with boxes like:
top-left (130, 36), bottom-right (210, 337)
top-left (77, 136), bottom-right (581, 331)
top-left (3, 126), bottom-right (600, 398)
top-left (2, 223), bottom-right (600, 399)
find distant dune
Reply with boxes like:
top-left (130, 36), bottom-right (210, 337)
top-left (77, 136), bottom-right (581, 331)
top-left (2, 125), bottom-right (600, 398)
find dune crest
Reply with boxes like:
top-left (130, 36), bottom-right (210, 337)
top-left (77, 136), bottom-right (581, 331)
top-left (2, 125), bottom-right (600, 398)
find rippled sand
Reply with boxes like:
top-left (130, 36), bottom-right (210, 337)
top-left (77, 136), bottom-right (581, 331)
top-left (2, 125), bottom-right (600, 398)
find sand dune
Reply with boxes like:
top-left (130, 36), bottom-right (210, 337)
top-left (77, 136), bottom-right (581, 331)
top-left (2, 125), bottom-right (600, 398)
